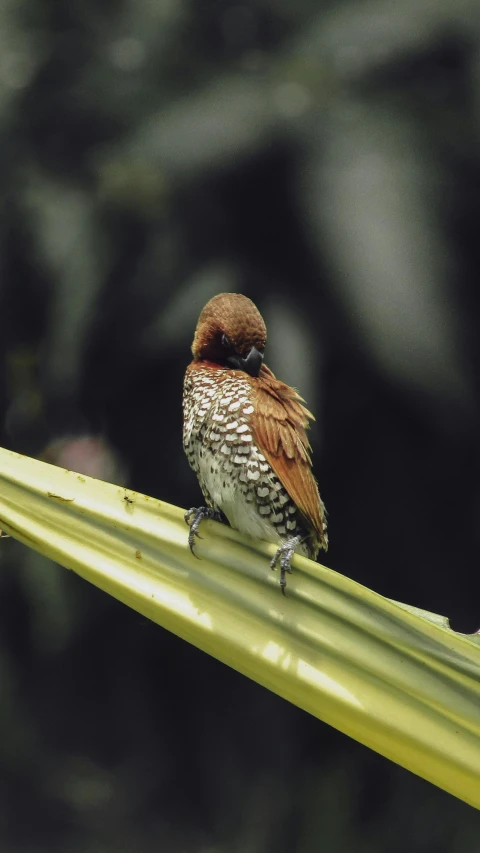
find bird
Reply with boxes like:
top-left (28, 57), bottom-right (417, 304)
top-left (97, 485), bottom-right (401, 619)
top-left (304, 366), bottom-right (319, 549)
top-left (183, 292), bottom-right (327, 593)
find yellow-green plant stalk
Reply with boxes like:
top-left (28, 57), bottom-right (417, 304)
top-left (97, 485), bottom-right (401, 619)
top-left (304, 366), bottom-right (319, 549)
top-left (0, 446), bottom-right (478, 807)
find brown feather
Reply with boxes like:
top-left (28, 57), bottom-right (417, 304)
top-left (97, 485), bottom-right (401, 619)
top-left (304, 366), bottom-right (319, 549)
top-left (251, 364), bottom-right (327, 546)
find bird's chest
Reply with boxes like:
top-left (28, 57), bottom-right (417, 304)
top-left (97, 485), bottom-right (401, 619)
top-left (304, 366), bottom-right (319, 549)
top-left (183, 371), bottom-right (257, 492)
top-left (183, 370), bottom-right (253, 466)
top-left (183, 370), bottom-right (288, 542)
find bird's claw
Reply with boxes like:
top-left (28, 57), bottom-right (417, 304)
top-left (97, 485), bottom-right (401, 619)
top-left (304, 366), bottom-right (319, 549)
top-left (184, 507), bottom-right (223, 557)
top-left (270, 535), bottom-right (302, 595)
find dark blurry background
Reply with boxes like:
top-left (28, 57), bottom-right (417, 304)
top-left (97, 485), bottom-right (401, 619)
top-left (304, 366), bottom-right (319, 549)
top-left (0, 0), bottom-right (479, 850)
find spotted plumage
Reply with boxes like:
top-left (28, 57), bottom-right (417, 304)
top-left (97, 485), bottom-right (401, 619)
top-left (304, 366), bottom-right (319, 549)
top-left (183, 293), bottom-right (327, 592)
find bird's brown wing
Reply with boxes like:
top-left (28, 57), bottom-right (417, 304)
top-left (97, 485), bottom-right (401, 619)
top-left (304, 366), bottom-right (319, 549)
top-left (251, 365), bottom-right (327, 546)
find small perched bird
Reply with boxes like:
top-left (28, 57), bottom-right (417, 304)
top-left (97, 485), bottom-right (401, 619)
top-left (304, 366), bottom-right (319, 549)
top-left (183, 293), bottom-right (327, 593)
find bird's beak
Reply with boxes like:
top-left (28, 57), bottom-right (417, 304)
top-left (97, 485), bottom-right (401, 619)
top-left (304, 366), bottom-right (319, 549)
top-left (227, 346), bottom-right (263, 377)
top-left (243, 346), bottom-right (264, 377)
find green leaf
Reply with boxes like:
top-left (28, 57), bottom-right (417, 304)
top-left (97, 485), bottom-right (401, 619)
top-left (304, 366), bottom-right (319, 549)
top-left (0, 446), bottom-right (478, 808)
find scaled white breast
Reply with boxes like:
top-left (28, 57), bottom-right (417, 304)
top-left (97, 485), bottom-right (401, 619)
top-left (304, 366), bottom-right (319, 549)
top-left (197, 443), bottom-right (284, 546)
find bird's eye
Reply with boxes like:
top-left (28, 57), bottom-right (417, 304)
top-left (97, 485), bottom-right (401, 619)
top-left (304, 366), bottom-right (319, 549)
top-left (221, 334), bottom-right (232, 349)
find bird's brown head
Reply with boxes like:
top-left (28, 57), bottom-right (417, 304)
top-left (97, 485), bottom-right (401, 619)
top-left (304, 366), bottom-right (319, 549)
top-left (191, 293), bottom-right (267, 377)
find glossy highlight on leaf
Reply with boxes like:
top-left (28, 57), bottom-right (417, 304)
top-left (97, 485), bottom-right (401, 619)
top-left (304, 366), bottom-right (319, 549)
top-left (0, 447), bottom-right (478, 809)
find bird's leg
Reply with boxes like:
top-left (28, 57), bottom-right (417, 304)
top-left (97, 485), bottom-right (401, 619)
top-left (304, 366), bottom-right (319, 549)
top-left (270, 535), bottom-right (302, 595)
top-left (184, 506), bottom-right (226, 556)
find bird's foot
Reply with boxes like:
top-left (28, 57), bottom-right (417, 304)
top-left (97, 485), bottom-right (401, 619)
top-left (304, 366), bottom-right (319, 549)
top-left (270, 535), bottom-right (302, 595)
top-left (184, 506), bottom-right (224, 557)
